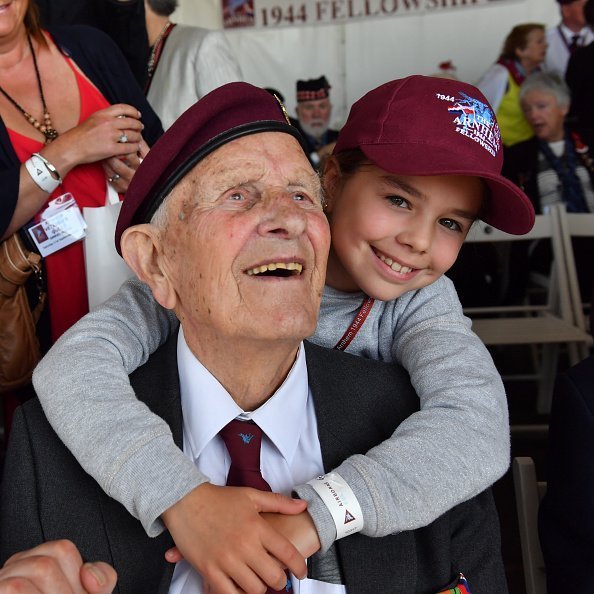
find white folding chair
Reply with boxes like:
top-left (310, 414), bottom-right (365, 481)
top-left (463, 204), bottom-right (592, 413)
top-left (513, 457), bottom-right (547, 594)
top-left (556, 207), bottom-right (594, 335)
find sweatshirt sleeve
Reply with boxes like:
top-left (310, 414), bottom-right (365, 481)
top-left (295, 277), bottom-right (509, 552)
top-left (33, 278), bottom-right (207, 536)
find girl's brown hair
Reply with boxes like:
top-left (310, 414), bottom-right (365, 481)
top-left (499, 23), bottom-right (544, 61)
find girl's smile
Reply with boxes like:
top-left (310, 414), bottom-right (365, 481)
top-left (323, 161), bottom-right (484, 301)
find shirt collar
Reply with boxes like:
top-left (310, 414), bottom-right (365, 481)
top-left (559, 23), bottom-right (589, 41)
top-left (177, 327), bottom-right (310, 466)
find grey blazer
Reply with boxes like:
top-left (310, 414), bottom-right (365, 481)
top-left (0, 338), bottom-right (507, 593)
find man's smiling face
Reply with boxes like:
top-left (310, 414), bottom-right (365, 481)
top-left (159, 132), bottom-right (330, 352)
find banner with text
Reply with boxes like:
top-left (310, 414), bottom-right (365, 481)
top-left (222, 0), bottom-right (517, 29)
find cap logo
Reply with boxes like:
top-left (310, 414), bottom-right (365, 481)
top-left (437, 92), bottom-right (501, 158)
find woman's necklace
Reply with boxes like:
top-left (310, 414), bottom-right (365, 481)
top-left (0, 35), bottom-right (59, 144)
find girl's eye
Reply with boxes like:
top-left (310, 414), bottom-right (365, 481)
top-left (387, 195), bottom-right (410, 208)
top-left (440, 218), bottom-right (463, 232)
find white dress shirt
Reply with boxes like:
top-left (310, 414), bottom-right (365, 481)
top-left (544, 23), bottom-right (594, 76)
top-left (169, 328), bottom-right (346, 594)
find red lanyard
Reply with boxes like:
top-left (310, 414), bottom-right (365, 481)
top-left (144, 22), bottom-right (176, 95)
top-left (333, 296), bottom-right (375, 352)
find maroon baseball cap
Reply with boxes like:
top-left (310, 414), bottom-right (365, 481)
top-left (334, 75), bottom-right (535, 234)
top-left (115, 82), bottom-right (305, 254)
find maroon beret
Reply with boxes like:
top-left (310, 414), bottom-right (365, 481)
top-left (115, 82), bottom-right (304, 254)
top-left (334, 75), bottom-right (535, 235)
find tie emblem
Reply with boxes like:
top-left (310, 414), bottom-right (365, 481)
top-left (239, 432), bottom-right (254, 444)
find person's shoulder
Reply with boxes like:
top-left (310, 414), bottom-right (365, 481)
top-left (49, 24), bottom-right (115, 47)
top-left (570, 42), bottom-right (594, 66)
top-left (49, 24), bottom-right (120, 59)
top-left (327, 128), bottom-right (340, 142)
top-left (304, 340), bottom-right (402, 376)
top-left (304, 341), bottom-right (417, 414)
top-left (477, 62), bottom-right (508, 86)
top-left (175, 23), bottom-right (222, 44)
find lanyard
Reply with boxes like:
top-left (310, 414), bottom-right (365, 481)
top-left (333, 296), bottom-right (375, 352)
top-left (144, 22), bottom-right (176, 95)
top-left (558, 26), bottom-right (580, 53)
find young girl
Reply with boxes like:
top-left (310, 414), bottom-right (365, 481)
top-left (34, 76), bottom-right (533, 590)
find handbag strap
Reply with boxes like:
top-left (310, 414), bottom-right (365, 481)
top-left (0, 234), bottom-right (43, 296)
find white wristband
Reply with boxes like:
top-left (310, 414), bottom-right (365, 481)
top-left (25, 154), bottom-right (61, 194)
top-left (307, 472), bottom-right (364, 539)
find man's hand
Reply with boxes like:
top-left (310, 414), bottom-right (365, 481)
top-left (261, 511), bottom-right (321, 559)
top-left (0, 540), bottom-right (117, 594)
top-left (161, 483), bottom-right (308, 594)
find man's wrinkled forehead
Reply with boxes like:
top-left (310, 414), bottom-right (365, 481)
top-left (169, 132), bottom-right (322, 203)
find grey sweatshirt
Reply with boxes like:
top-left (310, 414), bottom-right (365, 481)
top-left (33, 275), bottom-right (509, 553)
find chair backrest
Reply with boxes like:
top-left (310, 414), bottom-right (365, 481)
top-left (513, 457), bottom-right (547, 594)
top-left (463, 205), bottom-right (574, 322)
top-left (555, 208), bottom-right (594, 332)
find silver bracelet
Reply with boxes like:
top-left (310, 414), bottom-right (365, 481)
top-left (25, 155), bottom-right (60, 194)
top-left (31, 152), bottom-right (63, 184)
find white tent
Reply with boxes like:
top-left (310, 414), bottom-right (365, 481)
top-left (173, 0), bottom-right (559, 127)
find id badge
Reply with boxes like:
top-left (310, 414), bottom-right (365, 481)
top-left (27, 193), bottom-right (87, 257)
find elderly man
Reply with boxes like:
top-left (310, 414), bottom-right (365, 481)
top-left (290, 76), bottom-right (339, 170)
top-left (544, 0), bottom-right (594, 76)
top-left (565, 0), bottom-right (594, 147)
top-left (0, 83), bottom-right (506, 594)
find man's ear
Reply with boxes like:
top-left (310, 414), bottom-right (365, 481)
top-left (120, 224), bottom-right (177, 310)
top-left (322, 156), bottom-right (341, 214)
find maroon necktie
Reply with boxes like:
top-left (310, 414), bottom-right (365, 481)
top-left (219, 419), bottom-right (292, 593)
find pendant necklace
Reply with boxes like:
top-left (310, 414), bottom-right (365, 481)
top-left (0, 35), bottom-right (59, 144)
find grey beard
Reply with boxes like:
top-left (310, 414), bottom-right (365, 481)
top-left (300, 120), bottom-right (329, 140)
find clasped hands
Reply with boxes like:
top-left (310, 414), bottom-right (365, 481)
top-left (161, 483), bottom-right (322, 594)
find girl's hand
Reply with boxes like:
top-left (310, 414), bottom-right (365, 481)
top-left (161, 483), bottom-right (308, 594)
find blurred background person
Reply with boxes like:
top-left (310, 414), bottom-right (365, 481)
top-left (143, 0), bottom-right (242, 130)
top-left (0, 0), bottom-right (161, 433)
top-left (0, 0), bottom-right (162, 344)
top-left (504, 71), bottom-right (593, 304)
top-left (565, 0), bottom-right (594, 147)
top-left (544, 0), bottom-right (593, 76)
top-left (35, 0), bottom-right (148, 87)
top-left (538, 290), bottom-right (594, 594)
top-left (511, 72), bottom-right (594, 214)
top-left (290, 75), bottom-right (339, 170)
top-left (477, 23), bottom-right (547, 150)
